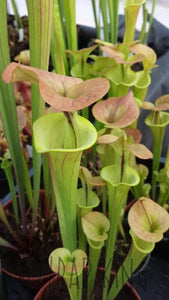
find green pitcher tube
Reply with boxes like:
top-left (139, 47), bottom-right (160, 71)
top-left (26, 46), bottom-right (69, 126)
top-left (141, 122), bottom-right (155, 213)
top-left (33, 112), bottom-right (97, 251)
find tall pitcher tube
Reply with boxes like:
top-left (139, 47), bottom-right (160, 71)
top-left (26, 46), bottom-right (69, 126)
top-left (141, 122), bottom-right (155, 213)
top-left (33, 112), bottom-right (97, 251)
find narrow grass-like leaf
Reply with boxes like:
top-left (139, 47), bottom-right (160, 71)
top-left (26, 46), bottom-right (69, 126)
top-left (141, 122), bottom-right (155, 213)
top-left (0, 237), bottom-right (18, 251)
top-left (27, 0), bottom-right (54, 228)
top-left (0, 202), bottom-right (14, 234)
top-left (0, 201), bottom-right (23, 246)
top-left (51, 0), bottom-right (69, 75)
top-left (1, 160), bottom-right (19, 225)
top-left (11, 0), bottom-right (23, 29)
top-left (22, 155), bottom-right (33, 208)
top-left (143, 0), bottom-right (157, 44)
top-left (100, 0), bottom-right (109, 42)
top-left (107, 0), bottom-right (119, 44)
top-left (62, 0), bottom-right (77, 67)
top-left (0, 0), bottom-right (26, 231)
top-left (91, 0), bottom-right (101, 39)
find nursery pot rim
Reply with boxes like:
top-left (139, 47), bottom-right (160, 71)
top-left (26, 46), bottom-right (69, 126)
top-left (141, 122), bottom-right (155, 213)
top-left (125, 198), bottom-right (136, 212)
top-left (34, 267), bottom-right (141, 300)
top-left (131, 253), bottom-right (151, 278)
top-left (1, 267), bottom-right (55, 282)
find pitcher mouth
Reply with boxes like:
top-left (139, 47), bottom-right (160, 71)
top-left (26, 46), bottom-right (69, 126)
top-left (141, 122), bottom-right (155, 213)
top-left (101, 164), bottom-right (140, 187)
top-left (33, 113), bottom-right (97, 154)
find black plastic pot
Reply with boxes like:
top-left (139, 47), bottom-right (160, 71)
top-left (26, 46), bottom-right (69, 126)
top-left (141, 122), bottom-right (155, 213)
top-left (2, 272), bottom-right (36, 300)
top-left (131, 253), bottom-right (169, 300)
top-left (152, 235), bottom-right (169, 259)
